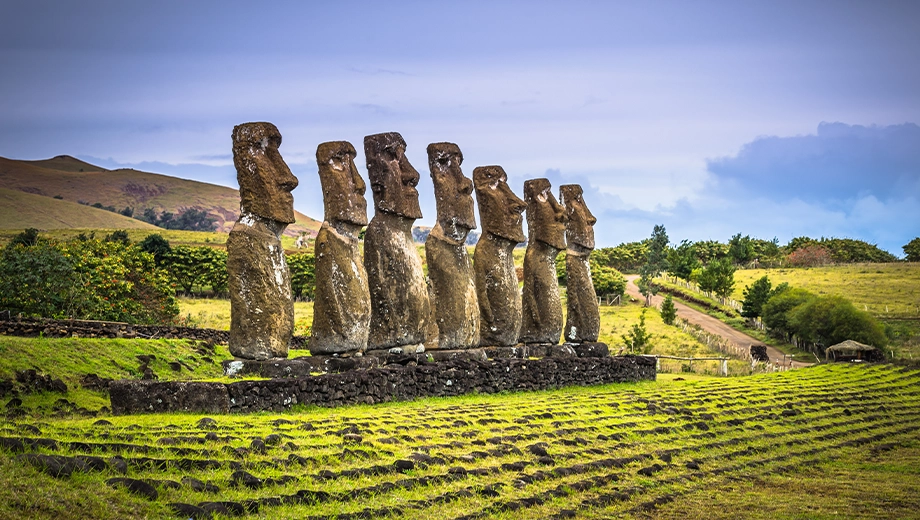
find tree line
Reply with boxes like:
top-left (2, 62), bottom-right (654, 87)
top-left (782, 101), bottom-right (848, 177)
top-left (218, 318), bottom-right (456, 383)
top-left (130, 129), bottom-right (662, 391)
top-left (592, 233), bottom-right (910, 274)
top-left (76, 201), bottom-right (217, 232)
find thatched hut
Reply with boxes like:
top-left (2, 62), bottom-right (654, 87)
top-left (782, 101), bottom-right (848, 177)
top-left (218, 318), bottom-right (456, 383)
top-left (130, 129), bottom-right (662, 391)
top-left (825, 340), bottom-right (883, 362)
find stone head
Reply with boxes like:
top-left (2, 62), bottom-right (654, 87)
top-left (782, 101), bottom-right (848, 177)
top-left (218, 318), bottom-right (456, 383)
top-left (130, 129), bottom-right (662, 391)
top-left (232, 122), bottom-right (299, 224)
top-left (427, 142), bottom-right (476, 235)
top-left (316, 141), bottom-right (368, 227)
top-left (524, 178), bottom-right (567, 251)
top-left (364, 132), bottom-right (422, 220)
top-left (473, 165), bottom-right (526, 244)
top-left (559, 184), bottom-right (596, 250)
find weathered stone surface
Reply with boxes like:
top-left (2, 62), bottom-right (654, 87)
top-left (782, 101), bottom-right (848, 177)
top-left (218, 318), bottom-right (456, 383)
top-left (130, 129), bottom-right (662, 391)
top-left (520, 178), bottom-right (567, 345)
top-left (227, 218), bottom-right (293, 360)
top-left (426, 141), bottom-right (478, 349)
top-left (109, 356), bottom-right (656, 414)
top-left (310, 141), bottom-right (371, 355)
top-left (232, 122), bottom-right (299, 224)
top-left (109, 380), bottom-right (230, 415)
top-left (363, 132), bottom-right (430, 350)
top-left (569, 342), bottom-right (609, 358)
top-left (560, 184), bottom-right (600, 343)
top-left (228, 122), bottom-right (298, 360)
top-left (472, 166), bottom-right (526, 347)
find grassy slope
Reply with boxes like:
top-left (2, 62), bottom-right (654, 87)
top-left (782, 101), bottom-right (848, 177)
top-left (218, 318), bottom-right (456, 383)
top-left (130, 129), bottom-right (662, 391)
top-left (732, 263), bottom-right (920, 318)
top-left (0, 155), bottom-right (320, 237)
top-left (0, 336), bottom-right (235, 412)
top-left (1, 361), bottom-right (918, 519)
top-left (0, 188), bottom-right (160, 230)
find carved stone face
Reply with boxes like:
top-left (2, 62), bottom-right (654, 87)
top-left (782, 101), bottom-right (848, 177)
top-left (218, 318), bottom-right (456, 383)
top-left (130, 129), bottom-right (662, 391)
top-left (473, 165), bottom-right (526, 243)
top-left (232, 122), bottom-right (299, 224)
top-left (364, 132), bottom-right (422, 220)
top-left (316, 141), bottom-right (368, 227)
top-left (524, 178), bottom-right (567, 251)
top-left (559, 184), bottom-right (596, 250)
top-left (427, 142), bottom-right (476, 234)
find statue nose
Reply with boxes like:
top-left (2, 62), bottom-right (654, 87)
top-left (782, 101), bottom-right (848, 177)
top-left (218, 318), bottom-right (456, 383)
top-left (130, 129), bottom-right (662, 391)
top-left (460, 177), bottom-right (473, 195)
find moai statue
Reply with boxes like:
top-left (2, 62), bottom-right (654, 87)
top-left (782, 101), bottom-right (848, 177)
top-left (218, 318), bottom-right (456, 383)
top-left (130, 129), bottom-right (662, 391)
top-left (560, 184), bottom-right (600, 343)
top-left (519, 178), bottom-right (567, 345)
top-left (227, 122), bottom-right (298, 360)
top-left (473, 166), bottom-right (527, 347)
top-left (425, 142), bottom-right (479, 349)
top-left (309, 141), bottom-right (371, 355)
top-left (363, 132), bottom-right (430, 351)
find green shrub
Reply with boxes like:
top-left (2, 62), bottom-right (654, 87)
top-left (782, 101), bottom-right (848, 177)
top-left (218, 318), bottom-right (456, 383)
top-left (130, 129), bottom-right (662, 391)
top-left (288, 252), bottom-right (316, 300)
top-left (0, 236), bottom-right (178, 324)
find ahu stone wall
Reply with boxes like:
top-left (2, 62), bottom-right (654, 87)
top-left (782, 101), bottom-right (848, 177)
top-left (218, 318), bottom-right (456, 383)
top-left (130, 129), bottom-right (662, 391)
top-left (110, 356), bottom-right (656, 414)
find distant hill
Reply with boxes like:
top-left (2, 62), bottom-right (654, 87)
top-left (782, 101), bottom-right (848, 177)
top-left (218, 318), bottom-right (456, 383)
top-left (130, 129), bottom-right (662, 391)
top-left (0, 187), bottom-right (161, 230)
top-left (0, 155), bottom-right (320, 237)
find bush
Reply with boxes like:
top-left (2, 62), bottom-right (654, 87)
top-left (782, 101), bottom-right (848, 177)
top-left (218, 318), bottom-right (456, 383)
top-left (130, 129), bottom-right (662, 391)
top-left (139, 234), bottom-right (172, 265)
top-left (0, 236), bottom-right (178, 324)
top-left (164, 246), bottom-right (228, 295)
top-left (787, 244), bottom-right (832, 267)
top-left (762, 286), bottom-right (815, 339)
top-left (592, 263), bottom-right (626, 299)
top-left (622, 309), bottom-right (653, 354)
top-left (789, 295), bottom-right (887, 348)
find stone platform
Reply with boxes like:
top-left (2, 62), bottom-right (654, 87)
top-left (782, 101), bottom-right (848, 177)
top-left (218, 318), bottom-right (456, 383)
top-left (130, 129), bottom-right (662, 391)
top-left (111, 354), bottom-right (654, 414)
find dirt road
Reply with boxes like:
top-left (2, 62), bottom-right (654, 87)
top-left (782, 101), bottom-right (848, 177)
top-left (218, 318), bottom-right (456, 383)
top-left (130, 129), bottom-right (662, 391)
top-left (624, 275), bottom-right (812, 368)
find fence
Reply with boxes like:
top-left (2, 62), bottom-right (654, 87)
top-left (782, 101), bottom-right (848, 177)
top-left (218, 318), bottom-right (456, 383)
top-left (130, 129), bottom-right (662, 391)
top-left (646, 355), bottom-right (729, 376)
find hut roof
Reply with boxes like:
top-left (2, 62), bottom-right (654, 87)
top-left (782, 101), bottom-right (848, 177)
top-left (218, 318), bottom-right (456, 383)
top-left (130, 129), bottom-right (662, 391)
top-left (826, 340), bottom-right (878, 353)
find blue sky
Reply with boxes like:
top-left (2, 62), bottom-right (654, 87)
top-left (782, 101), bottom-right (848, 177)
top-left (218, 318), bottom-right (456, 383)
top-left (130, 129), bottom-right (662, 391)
top-left (2, 0), bottom-right (918, 255)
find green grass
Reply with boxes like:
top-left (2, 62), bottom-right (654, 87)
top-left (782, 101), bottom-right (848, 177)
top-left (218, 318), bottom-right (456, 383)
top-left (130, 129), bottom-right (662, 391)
top-left (178, 297), bottom-right (315, 335)
top-left (733, 263), bottom-right (920, 319)
top-left (1, 364), bottom-right (919, 519)
top-left (0, 336), bottom-right (234, 413)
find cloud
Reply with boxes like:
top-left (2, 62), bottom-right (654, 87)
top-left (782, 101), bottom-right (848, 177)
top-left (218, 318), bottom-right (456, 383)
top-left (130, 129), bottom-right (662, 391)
top-left (707, 122), bottom-right (920, 203)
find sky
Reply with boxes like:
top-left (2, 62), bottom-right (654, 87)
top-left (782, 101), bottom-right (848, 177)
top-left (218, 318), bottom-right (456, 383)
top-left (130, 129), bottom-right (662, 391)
top-left (2, 0), bottom-right (919, 255)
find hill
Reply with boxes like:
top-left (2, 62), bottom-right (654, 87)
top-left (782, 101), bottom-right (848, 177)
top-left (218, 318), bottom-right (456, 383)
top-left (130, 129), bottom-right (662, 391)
top-left (0, 155), bottom-right (320, 237)
top-left (0, 188), bottom-right (160, 231)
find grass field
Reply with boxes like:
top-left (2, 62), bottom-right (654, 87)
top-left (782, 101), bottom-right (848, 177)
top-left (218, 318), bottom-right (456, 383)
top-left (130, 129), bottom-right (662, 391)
top-left (1, 362), bottom-right (918, 519)
top-left (733, 263), bottom-right (920, 319)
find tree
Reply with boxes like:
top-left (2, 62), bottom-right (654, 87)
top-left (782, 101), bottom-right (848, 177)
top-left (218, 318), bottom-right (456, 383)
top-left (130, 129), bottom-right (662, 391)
top-left (788, 295), bottom-right (887, 349)
top-left (698, 258), bottom-right (735, 301)
top-left (592, 264), bottom-right (626, 300)
top-left (762, 286), bottom-right (815, 340)
top-left (728, 233), bottom-right (755, 265)
top-left (666, 240), bottom-right (700, 282)
top-left (139, 234), bottom-right (172, 265)
top-left (741, 275), bottom-right (772, 319)
top-left (904, 237), bottom-right (920, 262)
top-left (0, 237), bottom-right (177, 324)
top-left (288, 252), bottom-right (316, 300)
top-left (638, 225), bottom-right (669, 306)
top-left (787, 244), bottom-right (832, 267)
top-left (622, 309), bottom-right (653, 354)
top-left (660, 295), bottom-right (677, 325)
top-left (164, 246), bottom-right (227, 295)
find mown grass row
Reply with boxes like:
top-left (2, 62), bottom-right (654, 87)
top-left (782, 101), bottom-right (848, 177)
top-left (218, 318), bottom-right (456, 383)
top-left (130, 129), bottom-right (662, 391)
top-left (2, 364), bottom-right (919, 519)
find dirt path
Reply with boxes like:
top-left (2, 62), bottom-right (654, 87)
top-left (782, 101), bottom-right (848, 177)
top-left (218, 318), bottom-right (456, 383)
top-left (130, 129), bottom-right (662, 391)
top-left (624, 275), bottom-right (812, 368)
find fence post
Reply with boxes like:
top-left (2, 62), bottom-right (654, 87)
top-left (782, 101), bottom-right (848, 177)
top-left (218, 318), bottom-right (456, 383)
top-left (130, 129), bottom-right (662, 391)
top-left (656, 356), bottom-right (661, 372)
top-left (721, 358), bottom-right (728, 376)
